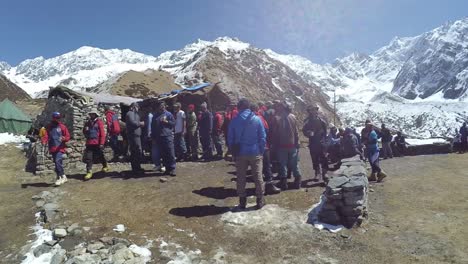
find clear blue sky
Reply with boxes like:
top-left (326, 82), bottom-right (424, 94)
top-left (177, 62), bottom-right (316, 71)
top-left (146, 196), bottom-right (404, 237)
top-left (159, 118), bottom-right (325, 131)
top-left (1, 0), bottom-right (466, 65)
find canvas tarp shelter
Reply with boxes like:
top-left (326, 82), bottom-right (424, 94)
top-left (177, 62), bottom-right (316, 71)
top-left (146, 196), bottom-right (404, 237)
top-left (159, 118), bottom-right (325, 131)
top-left (0, 99), bottom-right (32, 134)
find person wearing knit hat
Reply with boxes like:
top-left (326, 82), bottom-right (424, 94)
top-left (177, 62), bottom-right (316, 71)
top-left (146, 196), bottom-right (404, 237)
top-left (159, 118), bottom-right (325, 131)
top-left (186, 104), bottom-right (199, 160)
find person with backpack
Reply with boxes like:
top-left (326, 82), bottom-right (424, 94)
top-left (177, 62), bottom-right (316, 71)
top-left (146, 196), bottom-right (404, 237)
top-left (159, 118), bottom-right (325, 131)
top-left (104, 105), bottom-right (121, 161)
top-left (228, 98), bottom-right (266, 210)
top-left (83, 108), bottom-right (109, 180)
top-left (173, 102), bottom-right (188, 161)
top-left (381, 123), bottom-right (393, 159)
top-left (302, 104), bottom-right (328, 182)
top-left (41, 112), bottom-right (70, 186)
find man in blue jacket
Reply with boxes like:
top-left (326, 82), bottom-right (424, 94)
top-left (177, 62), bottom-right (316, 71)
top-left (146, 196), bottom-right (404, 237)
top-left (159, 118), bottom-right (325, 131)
top-left (366, 121), bottom-right (387, 182)
top-left (228, 98), bottom-right (266, 210)
top-left (151, 101), bottom-right (177, 176)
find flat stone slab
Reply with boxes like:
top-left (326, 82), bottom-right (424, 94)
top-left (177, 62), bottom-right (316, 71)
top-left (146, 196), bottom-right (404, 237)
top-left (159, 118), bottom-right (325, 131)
top-left (327, 176), bottom-right (350, 189)
top-left (54, 228), bottom-right (67, 238)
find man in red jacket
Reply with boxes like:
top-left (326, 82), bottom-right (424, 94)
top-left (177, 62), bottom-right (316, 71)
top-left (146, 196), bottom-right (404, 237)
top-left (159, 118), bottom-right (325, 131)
top-left (41, 112), bottom-right (71, 186)
top-left (104, 105), bottom-right (121, 161)
top-left (83, 108), bottom-right (109, 180)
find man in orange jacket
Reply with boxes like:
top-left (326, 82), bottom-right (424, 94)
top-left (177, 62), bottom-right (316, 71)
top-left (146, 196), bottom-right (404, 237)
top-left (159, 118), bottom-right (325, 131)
top-left (83, 108), bottom-right (109, 180)
top-left (41, 112), bottom-right (70, 186)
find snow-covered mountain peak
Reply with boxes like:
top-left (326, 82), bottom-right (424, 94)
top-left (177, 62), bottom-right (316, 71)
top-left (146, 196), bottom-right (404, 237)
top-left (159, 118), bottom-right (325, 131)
top-left (0, 61), bottom-right (11, 71)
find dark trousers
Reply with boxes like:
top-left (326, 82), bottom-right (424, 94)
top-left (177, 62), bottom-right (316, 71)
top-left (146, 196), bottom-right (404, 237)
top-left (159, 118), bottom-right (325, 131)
top-left (156, 136), bottom-right (176, 171)
top-left (174, 133), bottom-right (187, 159)
top-left (460, 138), bottom-right (467, 153)
top-left (52, 152), bottom-right (64, 178)
top-left (309, 146), bottom-right (327, 172)
top-left (200, 132), bottom-right (212, 159)
top-left (109, 135), bottom-right (119, 158)
top-left (263, 149), bottom-right (273, 183)
top-left (212, 133), bottom-right (223, 156)
top-left (128, 135), bottom-right (142, 171)
top-left (187, 129), bottom-right (199, 159)
top-left (368, 150), bottom-right (382, 174)
top-left (84, 145), bottom-right (107, 172)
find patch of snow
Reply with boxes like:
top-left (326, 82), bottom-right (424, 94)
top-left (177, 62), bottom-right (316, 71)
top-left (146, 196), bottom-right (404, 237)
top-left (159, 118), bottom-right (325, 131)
top-left (158, 239), bottom-right (202, 264)
top-left (21, 212), bottom-right (61, 264)
top-left (406, 138), bottom-right (448, 145)
top-left (307, 195), bottom-right (344, 233)
top-left (0, 133), bottom-right (27, 145)
top-left (271, 77), bottom-right (283, 92)
top-left (129, 244), bottom-right (152, 263)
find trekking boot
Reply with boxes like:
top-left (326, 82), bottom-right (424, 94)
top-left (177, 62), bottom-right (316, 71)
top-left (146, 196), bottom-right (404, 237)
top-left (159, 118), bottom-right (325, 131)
top-left (313, 169), bottom-right (320, 181)
top-left (277, 178), bottom-right (288, 190)
top-left (60, 175), bottom-right (68, 184)
top-left (54, 176), bottom-right (63, 186)
top-left (368, 173), bottom-right (377, 181)
top-left (322, 170), bottom-right (329, 183)
top-left (169, 170), bottom-right (176, 177)
top-left (265, 183), bottom-right (281, 195)
top-left (239, 197), bottom-right (247, 209)
top-left (102, 166), bottom-right (110, 173)
top-left (256, 197), bottom-right (265, 210)
top-left (84, 171), bottom-right (93, 180)
top-left (377, 171), bottom-right (387, 182)
top-left (293, 176), bottom-right (302, 189)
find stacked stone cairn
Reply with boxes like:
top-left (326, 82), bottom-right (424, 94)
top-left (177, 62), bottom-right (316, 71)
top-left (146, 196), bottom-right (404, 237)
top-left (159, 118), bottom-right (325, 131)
top-left (318, 156), bottom-right (368, 228)
top-left (32, 93), bottom-right (117, 176)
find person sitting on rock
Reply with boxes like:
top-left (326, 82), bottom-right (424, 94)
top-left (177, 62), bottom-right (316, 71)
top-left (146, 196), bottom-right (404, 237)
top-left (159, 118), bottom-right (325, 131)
top-left (341, 127), bottom-right (362, 159)
top-left (83, 108), bottom-right (109, 180)
top-left (366, 121), bottom-right (387, 182)
top-left (41, 112), bottom-right (70, 186)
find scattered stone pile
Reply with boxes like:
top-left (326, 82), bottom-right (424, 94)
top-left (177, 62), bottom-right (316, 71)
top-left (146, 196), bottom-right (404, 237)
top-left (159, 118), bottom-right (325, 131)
top-left (318, 156), bottom-right (369, 228)
top-left (29, 190), bottom-right (151, 264)
top-left (31, 90), bottom-right (117, 176)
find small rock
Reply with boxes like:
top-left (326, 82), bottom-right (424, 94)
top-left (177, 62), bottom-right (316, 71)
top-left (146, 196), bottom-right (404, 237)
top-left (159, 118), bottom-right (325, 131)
top-left (85, 218), bottom-right (94, 223)
top-left (87, 242), bottom-right (105, 254)
top-left (113, 238), bottom-right (130, 246)
top-left (33, 244), bottom-right (51, 257)
top-left (39, 191), bottom-right (54, 200)
top-left (50, 249), bottom-right (66, 264)
top-left (31, 195), bottom-right (41, 201)
top-left (110, 243), bottom-right (128, 253)
top-left (44, 203), bottom-right (59, 211)
top-left (99, 236), bottom-right (114, 245)
top-left (53, 228), bottom-right (67, 238)
top-left (67, 223), bottom-right (80, 233)
top-left (83, 198), bottom-right (92, 201)
top-left (83, 227), bottom-right (91, 232)
top-left (340, 233), bottom-right (350, 239)
top-left (45, 240), bottom-right (58, 247)
top-left (35, 199), bottom-right (46, 208)
top-left (69, 247), bottom-right (87, 256)
top-left (71, 228), bottom-right (83, 236)
top-left (369, 188), bottom-right (375, 192)
top-left (111, 248), bottom-right (134, 264)
top-left (159, 177), bottom-right (168, 183)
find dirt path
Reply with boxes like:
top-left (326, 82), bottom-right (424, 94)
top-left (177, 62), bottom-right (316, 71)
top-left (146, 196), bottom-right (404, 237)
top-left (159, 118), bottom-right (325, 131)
top-left (1, 146), bottom-right (467, 263)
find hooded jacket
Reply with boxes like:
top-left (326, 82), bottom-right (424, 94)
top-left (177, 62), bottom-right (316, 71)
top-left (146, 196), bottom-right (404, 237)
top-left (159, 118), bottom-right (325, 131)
top-left (42, 121), bottom-right (70, 153)
top-left (227, 109), bottom-right (266, 156)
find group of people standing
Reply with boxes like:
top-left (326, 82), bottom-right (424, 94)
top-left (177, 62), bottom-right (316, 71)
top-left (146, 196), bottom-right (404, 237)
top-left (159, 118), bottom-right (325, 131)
top-left (39, 98), bottom-right (395, 212)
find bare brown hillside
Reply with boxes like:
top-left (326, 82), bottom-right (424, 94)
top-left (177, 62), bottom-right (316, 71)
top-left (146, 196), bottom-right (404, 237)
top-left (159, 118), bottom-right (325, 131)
top-left (91, 70), bottom-right (180, 98)
top-left (0, 74), bottom-right (31, 102)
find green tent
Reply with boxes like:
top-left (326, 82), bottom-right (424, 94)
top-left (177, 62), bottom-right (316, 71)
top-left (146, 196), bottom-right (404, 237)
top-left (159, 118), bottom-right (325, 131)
top-left (0, 99), bottom-right (32, 134)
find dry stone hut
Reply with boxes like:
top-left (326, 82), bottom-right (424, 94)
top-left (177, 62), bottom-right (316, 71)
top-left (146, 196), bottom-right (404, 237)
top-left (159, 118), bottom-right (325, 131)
top-left (29, 86), bottom-right (140, 175)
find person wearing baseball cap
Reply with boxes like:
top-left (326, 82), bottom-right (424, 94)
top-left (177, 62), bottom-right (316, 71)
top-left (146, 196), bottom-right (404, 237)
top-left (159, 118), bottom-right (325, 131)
top-left (41, 112), bottom-right (71, 186)
top-left (83, 108), bottom-right (109, 180)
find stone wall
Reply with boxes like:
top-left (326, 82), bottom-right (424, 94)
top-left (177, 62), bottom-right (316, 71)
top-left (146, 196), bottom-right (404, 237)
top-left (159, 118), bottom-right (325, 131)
top-left (32, 96), bottom-right (118, 176)
top-left (318, 156), bottom-right (368, 228)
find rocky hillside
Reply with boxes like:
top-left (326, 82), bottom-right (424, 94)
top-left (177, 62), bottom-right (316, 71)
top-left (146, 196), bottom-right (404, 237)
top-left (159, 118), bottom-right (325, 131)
top-left (88, 69), bottom-right (180, 98)
top-left (0, 74), bottom-right (31, 102)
